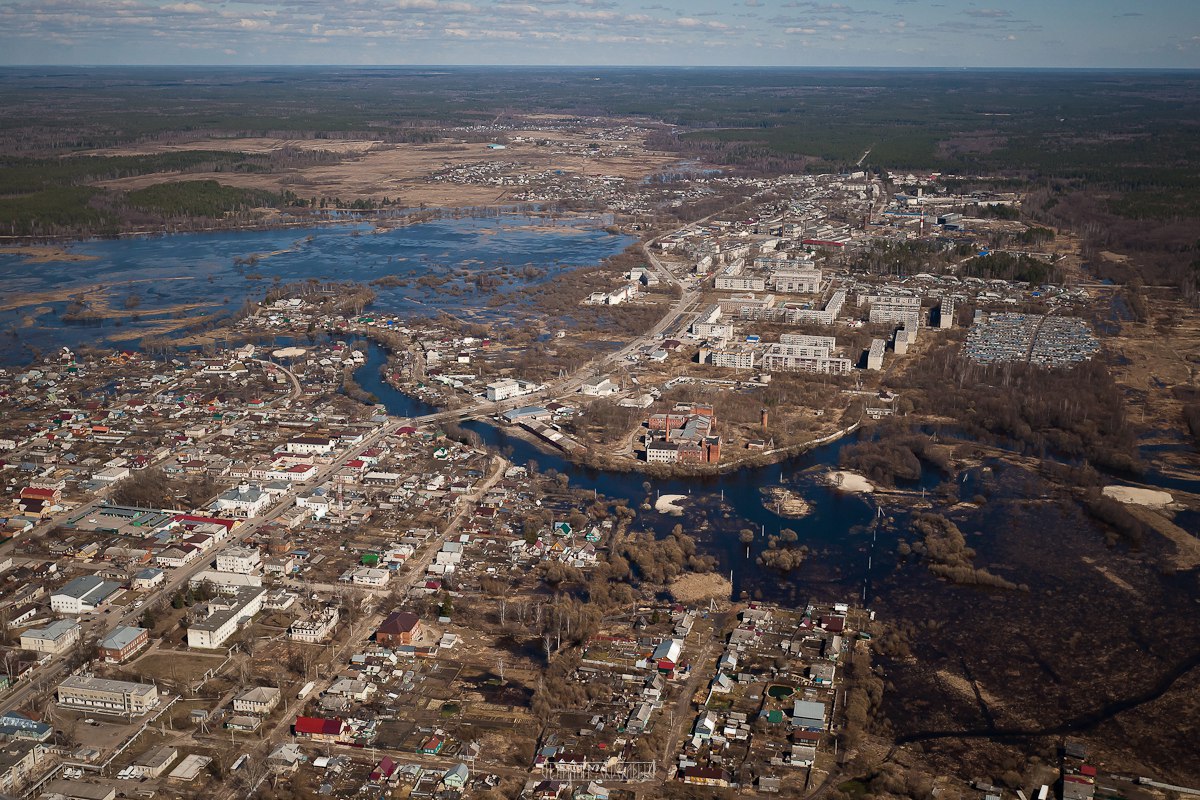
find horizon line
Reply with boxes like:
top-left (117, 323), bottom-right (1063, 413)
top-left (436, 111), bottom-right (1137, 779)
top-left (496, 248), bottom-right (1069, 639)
top-left (1, 63), bottom-right (1198, 72)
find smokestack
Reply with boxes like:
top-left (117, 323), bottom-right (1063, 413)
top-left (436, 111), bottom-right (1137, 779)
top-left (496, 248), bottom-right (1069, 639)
top-left (760, 408), bottom-right (769, 431)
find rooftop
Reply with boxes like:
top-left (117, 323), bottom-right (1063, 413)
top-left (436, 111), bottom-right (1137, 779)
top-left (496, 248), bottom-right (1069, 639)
top-left (100, 625), bottom-right (146, 652)
top-left (53, 575), bottom-right (122, 603)
top-left (59, 674), bottom-right (156, 698)
top-left (24, 618), bottom-right (80, 641)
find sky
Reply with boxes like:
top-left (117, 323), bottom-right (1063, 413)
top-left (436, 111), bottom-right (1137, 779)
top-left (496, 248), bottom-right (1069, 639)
top-left (0, 0), bottom-right (1197, 68)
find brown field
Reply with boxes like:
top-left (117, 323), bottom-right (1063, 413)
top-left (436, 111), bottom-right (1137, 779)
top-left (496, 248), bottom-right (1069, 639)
top-left (1104, 290), bottom-right (1200, 473)
top-left (934, 668), bottom-right (1038, 728)
top-left (668, 572), bottom-right (734, 605)
top-left (85, 129), bottom-right (679, 208)
top-left (128, 649), bottom-right (227, 683)
top-left (0, 275), bottom-right (200, 314)
top-left (84, 137), bottom-right (384, 157)
top-left (1122, 504), bottom-right (1200, 570)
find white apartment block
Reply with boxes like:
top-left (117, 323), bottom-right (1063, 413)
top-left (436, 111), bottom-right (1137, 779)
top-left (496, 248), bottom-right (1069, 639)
top-left (715, 275), bottom-right (767, 292)
top-left (693, 304), bottom-right (723, 326)
top-left (939, 297), bottom-right (956, 328)
top-left (894, 325), bottom-right (918, 355)
top-left (705, 347), bottom-right (757, 370)
top-left (761, 344), bottom-right (852, 375)
top-left (857, 294), bottom-right (920, 309)
top-left (870, 306), bottom-right (923, 327)
top-left (774, 288), bottom-right (846, 325)
top-left (867, 339), bottom-right (886, 371)
top-left (215, 547), bottom-right (263, 575)
top-left (692, 322), bottom-right (735, 340)
top-left (779, 333), bottom-right (837, 350)
top-left (771, 268), bottom-right (822, 294)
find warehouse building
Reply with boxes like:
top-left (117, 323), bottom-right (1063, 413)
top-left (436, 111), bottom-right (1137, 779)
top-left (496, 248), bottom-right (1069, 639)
top-left (50, 576), bottom-right (122, 614)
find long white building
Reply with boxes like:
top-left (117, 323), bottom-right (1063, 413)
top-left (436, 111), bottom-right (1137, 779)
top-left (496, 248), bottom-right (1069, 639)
top-left (57, 675), bottom-right (159, 716)
top-left (761, 343), bottom-right (852, 374)
top-left (715, 275), bottom-right (766, 292)
top-left (703, 346), bottom-right (757, 370)
top-left (485, 378), bottom-right (540, 403)
top-left (779, 333), bottom-right (837, 350)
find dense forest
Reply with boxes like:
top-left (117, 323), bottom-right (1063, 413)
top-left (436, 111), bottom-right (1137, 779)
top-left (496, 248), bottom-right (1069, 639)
top-left (894, 337), bottom-right (1140, 473)
top-left (0, 148), bottom-right (340, 236)
top-left (960, 252), bottom-right (1065, 286)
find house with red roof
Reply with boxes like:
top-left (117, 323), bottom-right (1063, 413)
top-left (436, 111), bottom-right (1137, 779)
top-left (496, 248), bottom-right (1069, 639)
top-left (376, 611), bottom-right (422, 646)
top-left (369, 756), bottom-right (396, 782)
top-left (20, 486), bottom-right (60, 503)
top-left (293, 716), bottom-right (348, 743)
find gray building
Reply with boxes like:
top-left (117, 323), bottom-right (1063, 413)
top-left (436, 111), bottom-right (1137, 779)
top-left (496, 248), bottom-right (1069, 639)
top-left (866, 339), bottom-right (886, 371)
top-left (792, 699), bottom-right (827, 730)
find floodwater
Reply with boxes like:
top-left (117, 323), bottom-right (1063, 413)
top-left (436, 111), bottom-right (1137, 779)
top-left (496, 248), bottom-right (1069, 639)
top-left (354, 337), bottom-right (1199, 608)
top-left (353, 340), bottom-right (887, 604)
top-left (0, 215), bottom-right (633, 364)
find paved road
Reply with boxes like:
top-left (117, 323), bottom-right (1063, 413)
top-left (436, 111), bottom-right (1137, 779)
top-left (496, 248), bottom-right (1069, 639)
top-left (249, 357), bottom-right (302, 399)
